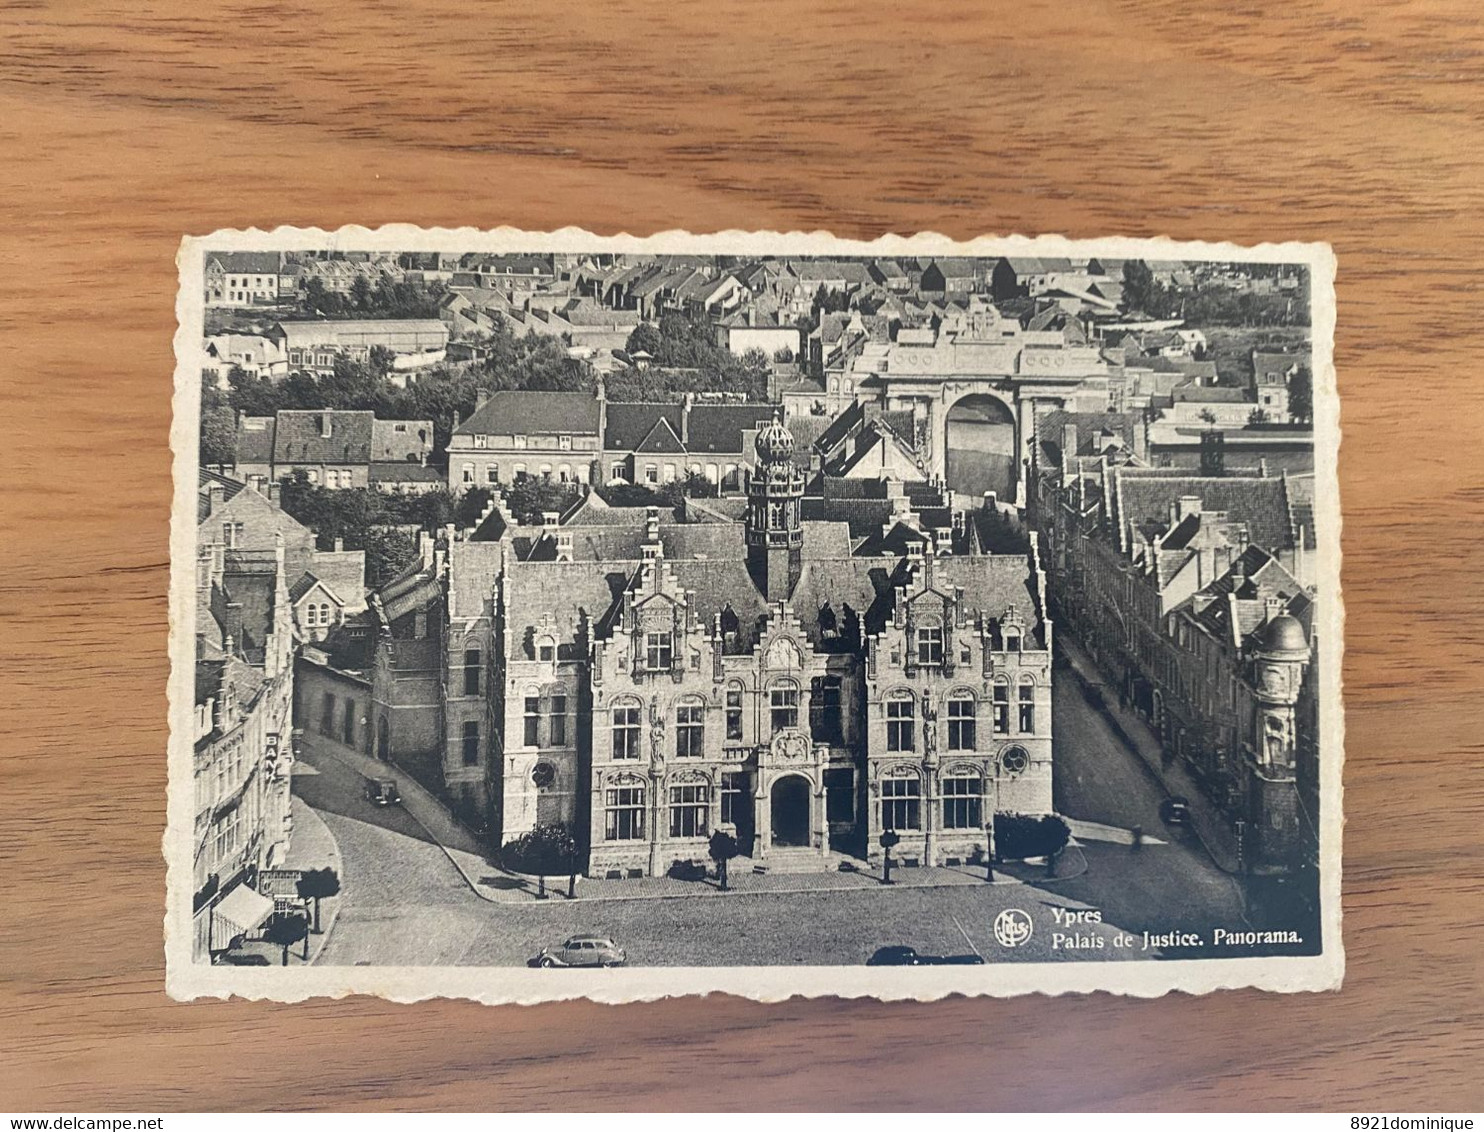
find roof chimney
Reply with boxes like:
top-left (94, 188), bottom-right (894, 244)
top-left (645, 505), bottom-right (661, 546)
top-left (555, 531), bottom-right (574, 562)
top-left (319, 414), bottom-right (332, 439)
top-left (224, 602), bottom-right (244, 656)
top-left (267, 481), bottom-right (281, 504)
top-left (681, 393), bottom-right (694, 444)
top-left (1063, 423), bottom-right (1079, 460)
top-left (1177, 495), bottom-right (1202, 521)
top-left (475, 390), bottom-right (489, 410)
top-left (207, 482), bottom-right (225, 517)
top-left (541, 511), bottom-right (560, 532)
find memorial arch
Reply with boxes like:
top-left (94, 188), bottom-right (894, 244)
top-left (944, 393), bottom-right (1019, 503)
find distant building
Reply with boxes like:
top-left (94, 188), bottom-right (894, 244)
top-left (205, 252), bottom-right (283, 309)
top-left (234, 410), bottom-right (435, 491)
top-left (271, 320), bottom-right (449, 377)
top-left (445, 388), bottom-right (778, 495)
top-left (1251, 350), bottom-right (1304, 424)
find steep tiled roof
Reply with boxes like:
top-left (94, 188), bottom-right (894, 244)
top-left (1113, 472), bottom-right (1296, 553)
top-left (504, 560), bottom-right (632, 652)
top-left (454, 391), bottom-right (600, 437)
top-left (633, 416), bottom-right (687, 455)
top-left (207, 251), bottom-right (281, 274)
top-left (604, 403), bottom-right (683, 451)
top-left (272, 410), bottom-right (376, 464)
top-left (685, 405), bottom-right (775, 455)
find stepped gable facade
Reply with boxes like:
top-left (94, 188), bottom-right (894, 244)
top-left (439, 420), bottom-right (1054, 876)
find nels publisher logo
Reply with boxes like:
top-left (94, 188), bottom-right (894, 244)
top-left (994, 908), bottom-right (1033, 948)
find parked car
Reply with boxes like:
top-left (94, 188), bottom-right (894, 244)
top-left (866, 946), bottom-right (985, 967)
top-left (537, 935), bottom-right (626, 968)
top-left (365, 777), bottom-right (402, 807)
top-left (1159, 796), bottom-right (1192, 826)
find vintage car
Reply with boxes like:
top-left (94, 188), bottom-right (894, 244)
top-left (537, 935), bottom-right (627, 968)
top-left (364, 777), bottom-right (402, 807)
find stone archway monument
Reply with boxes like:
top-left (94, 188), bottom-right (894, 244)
top-left (868, 333), bottom-right (1107, 508)
top-left (944, 394), bottom-right (1017, 503)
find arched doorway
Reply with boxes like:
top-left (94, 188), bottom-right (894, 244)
top-left (945, 394), bottom-right (1017, 503)
top-left (770, 776), bottom-right (811, 847)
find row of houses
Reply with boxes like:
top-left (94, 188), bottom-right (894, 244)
top-left (231, 410), bottom-right (441, 494)
top-left (1029, 410), bottom-right (1318, 873)
top-left (192, 471), bottom-right (370, 960)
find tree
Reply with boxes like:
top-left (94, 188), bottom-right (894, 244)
top-left (502, 822), bottom-right (582, 900)
top-left (503, 477), bottom-right (580, 523)
top-left (625, 322), bottom-right (663, 357)
top-left (199, 404), bottom-right (238, 468)
top-left (361, 527), bottom-right (419, 587)
top-left (1248, 406), bottom-right (1272, 426)
top-left (1199, 408), bottom-right (1219, 425)
top-left (296, 868), bottom-right (341, 933)
top-left (1288, 364), bottom-right (1313, 423)
top-left (707, 830), bottom-right (740, 891)
top-left (1121, 260), bottom-right (1155, 313)
top-left (262, 911), bottom-right (310, 965)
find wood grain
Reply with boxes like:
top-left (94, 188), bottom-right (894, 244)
top-left (3, 0), bottom-right (1483, 1112)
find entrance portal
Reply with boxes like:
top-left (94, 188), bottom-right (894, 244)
top-left (945, 394), bottom-right (1017, 503)
top-left (770, 776), bottom-right (811, 847)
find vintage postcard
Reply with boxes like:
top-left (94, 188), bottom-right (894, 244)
top-left (166, 227), bottom-right (1343, 1003)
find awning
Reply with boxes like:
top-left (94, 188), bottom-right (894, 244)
top-left (213, 882), bottom-right (274, 939)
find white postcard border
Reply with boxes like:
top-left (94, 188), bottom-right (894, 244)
top-left (167, 226), bottom-right (1344, 1004)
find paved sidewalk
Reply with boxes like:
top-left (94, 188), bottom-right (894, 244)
top-left (1058, 634), bottom-right (1242, 873)
top-left (312, 745), bottom-right (1022, 904)
top-left (225, 792), bottom-right (343, 967)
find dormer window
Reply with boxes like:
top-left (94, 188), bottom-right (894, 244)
top-left (1004, 628), bottom-right (1021, 652)
top-left (916, 626), bottom-right (944, 666)
top-left (537, 637), bottom-right (556, 663)
top-left (645, 632), bottom-right (672, 671)
top-left (818, 602), bottom-right (838, 639)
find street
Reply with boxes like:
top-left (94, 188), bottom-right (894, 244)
top-left (294, 664), bottom-right (1251, 968)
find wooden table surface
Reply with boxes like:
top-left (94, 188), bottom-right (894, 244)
top-left (4, 0), bottom-right (1483, 1112)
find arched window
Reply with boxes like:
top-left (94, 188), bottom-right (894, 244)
top-left (880, 766), bottom-right (921, 831)
top-left (992, 677), bottom-right (1010, 734)
top-left (611, 698), bottom-right (642, 760)
top-left (1004, 625), bottom-right (1021, 652)
top-left (947, 692), bottom-right (976, 750)
top-left (1018, 675), bottom-right (1037, 734)
top-left (725, 681), bottom-right (745, 741)
top-left (605, 775), bottom-right (645, 840)
top-left (941, 771), bottom-right (983, 829)
top-left (675, 696), bottom-right (705, 758)
top-left (885, 690), bottom-right (915, 752)
top-left (523, 694), bottom-right (541, 747)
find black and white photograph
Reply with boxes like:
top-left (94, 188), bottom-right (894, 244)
top-left (167, 229), bottom-right (1343, 1002)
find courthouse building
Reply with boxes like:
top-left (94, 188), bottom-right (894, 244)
top-left (423, 419), bottom-right (1054, 875)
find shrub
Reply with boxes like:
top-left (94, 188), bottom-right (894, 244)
top-left (994, 813), bottom-right (1071, 861)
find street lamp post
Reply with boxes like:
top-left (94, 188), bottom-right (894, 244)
top-left (879, 829), bottom-right (900, 886)
top-left (984, 821), bottom-right (995, 882)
